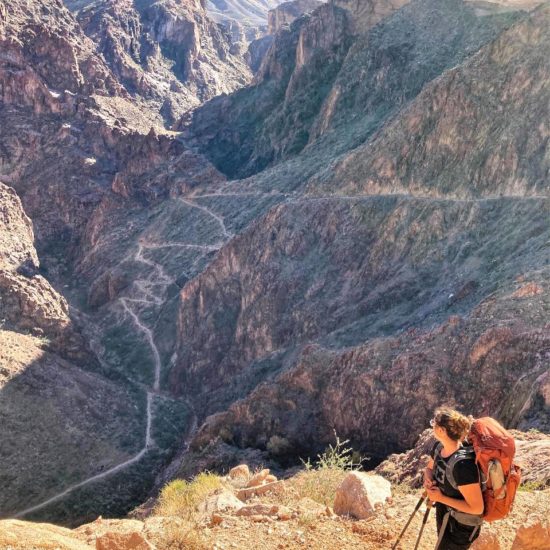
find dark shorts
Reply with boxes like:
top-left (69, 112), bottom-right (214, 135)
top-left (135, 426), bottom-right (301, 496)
top-left (435, 503), bottom-right (481, 550)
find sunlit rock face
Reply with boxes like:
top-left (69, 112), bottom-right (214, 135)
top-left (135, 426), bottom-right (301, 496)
top-left (62, 0), bottom-right (251, 123)
top-left (182, 0), bottom-right (527, 179)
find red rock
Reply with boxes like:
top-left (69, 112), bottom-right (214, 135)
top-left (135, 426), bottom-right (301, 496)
top-left (247, 469), bottom-right (271, 487)
top-left (237, 480), bottom-right (285, 501)
top-left (511, 515), bottom-right (550, 550)
top-left (95, 531), bottom-right (153, 550)
top-left (471, 531), bottom-right (500, 550)
top-left (228, 464), bottom-right (250, 481)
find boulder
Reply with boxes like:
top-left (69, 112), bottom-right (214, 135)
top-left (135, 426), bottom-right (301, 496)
top-left (95, 531), bottom-right (153, 550)
top-left (333, 472), bottom-right (391, 519)
top-left (511, 515), bottom-right (550, 550)
top-left (197, 489), bottom-right (244, 517)
top-left (228, 464), bottom-right (250, 481)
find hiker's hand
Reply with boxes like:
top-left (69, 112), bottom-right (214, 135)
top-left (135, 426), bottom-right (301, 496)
top-left (426, 486), bottom-right (443, 503)
top-left (423, 478), bottom-right (436, 490)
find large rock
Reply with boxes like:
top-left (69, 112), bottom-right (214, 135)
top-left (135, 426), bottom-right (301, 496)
top-left (333, 472), bottom-right (391, 519)
top-left (0, 519), bottom-right (92, 550)
top-left (197, 489), bottom-right (244, 517)
top-left (511, 515), bottom-right (550, 550)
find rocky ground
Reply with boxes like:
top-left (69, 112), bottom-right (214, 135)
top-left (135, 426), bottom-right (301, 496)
top-left (1, 428), bottom-right (549, 549)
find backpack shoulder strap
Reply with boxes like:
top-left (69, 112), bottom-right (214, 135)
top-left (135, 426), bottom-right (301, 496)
top-left (445, 446), bottom-right (476, 490)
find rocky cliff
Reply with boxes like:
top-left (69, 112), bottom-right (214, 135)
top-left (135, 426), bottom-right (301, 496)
top-left (267, 0), bottom-right (323, 33)
top-left (183, 0), bottom-right (525, 178)
top-left (65, 0), bottom-right (251, 123)
top-left (173, 196), bottom-right (549, 464)
top-left (182, 0), bottom-right (354, 177)
top-left (312, 1), bottom-right (550, 198)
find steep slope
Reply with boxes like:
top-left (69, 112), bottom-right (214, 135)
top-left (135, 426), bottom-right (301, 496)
top-left (0, 0), bottom-right (213, 523)
top-left (172, 196), bottom-right (549, 455)
top-left (312, 1), bottom-right (550, 198)
top-left (0, 183), bottom-right (69, 340)
top-left (182, 0), bottom-right (355, 177)
top-left (64, 0), bottom-right (251, 123)
top-left (0, 183), bottom-right (147, 523)
top-left (184, 0), bottom-right (524, 178)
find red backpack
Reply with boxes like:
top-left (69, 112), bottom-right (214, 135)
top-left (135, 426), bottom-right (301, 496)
top-left (437, 417), bottom-right (521, 522)
top-left (469, 417), bottom-right (521, 521)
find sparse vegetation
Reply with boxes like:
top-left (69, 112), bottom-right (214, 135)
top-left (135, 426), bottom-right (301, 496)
top-left (154, 473), bottom-right (224, 520)
top-left (155, 520), bottom-right (209, 550)
top-left (518, 480), bottom-right (547, 492)
top-left (290, 468), bottom-right (348, 507)
top-left (301, 432), bottom-right (365, 472)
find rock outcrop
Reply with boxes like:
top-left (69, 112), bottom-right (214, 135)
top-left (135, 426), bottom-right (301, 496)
top-left (0, 182), bottom-right (68, 338)
top-left (184, 0), bottom-right (525, 178)
top-left (333, 473), bottom-right (391, 519)
top-left (267, 0), bottom-right (323, 33)
top-left (70, 0), bottom-right (251, 122)
top-left (314, 2), bottom-right (550, 199)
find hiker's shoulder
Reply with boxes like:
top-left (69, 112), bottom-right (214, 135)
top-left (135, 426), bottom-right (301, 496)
top-left (453, 451), bottom-right (479, 485)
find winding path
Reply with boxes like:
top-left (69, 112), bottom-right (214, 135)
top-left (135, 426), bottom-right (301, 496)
top-left (10, 200), bottom-right (238, 518)
top-left (178, 197), bottom-right (233, 239)
top-left (12, 190), bottom-right (431, 518)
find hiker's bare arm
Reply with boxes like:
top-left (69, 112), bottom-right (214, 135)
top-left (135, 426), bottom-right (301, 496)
top-left (426, 483), bottom-right (484, 515)
top-left (423, 458), bottom-right (435, 489)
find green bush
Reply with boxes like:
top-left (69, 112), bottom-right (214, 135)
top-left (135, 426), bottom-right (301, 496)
top-left (154, 473), bottom-right (224, 519)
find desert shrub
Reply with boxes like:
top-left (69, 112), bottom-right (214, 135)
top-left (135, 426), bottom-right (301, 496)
top-left (154, 473), bottom-right (224, 520)
top-left (301, 432), bottom-right (365, 471)
top-left (518, 480), bottom-right (547, 492)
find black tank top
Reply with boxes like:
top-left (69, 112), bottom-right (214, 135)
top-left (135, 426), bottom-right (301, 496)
top-left (431, 442), bottom-right (479, 499)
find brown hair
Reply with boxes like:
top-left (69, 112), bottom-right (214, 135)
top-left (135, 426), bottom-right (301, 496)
top-left (433, 407), bottom-right (473, 441)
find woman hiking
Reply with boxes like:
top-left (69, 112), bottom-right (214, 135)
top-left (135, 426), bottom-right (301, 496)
top-left (424, 407), bottom-right (484, 550)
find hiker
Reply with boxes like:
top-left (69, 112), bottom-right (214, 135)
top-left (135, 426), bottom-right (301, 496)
top-left (423, 407), bottom-right (484, 550)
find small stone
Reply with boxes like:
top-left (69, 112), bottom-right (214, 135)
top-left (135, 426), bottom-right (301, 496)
top-left (210, 513), bottom-right (223, 527)
top-left (247, 469), bottom-right (271, 487)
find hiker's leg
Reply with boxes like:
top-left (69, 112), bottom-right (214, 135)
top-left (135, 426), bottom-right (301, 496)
top-left (438, 516), bottom-right (481, 550)
top-left (435, 506), bottom-right (480, 550)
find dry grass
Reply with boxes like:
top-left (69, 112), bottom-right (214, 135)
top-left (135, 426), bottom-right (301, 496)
top-left (154, 520), bottom-right (209, 550)
top-left (287, 468), bottom-right (348, 507)
top-left (154, 473), bottom-right (224, 520)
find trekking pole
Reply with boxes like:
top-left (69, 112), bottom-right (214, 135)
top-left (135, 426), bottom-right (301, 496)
top-left (413, 498), bottom-right (432, 550)
top-left (391, 492), bottom-right (427, 550)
